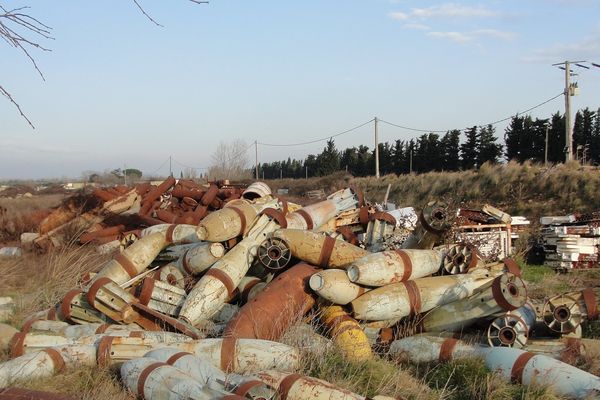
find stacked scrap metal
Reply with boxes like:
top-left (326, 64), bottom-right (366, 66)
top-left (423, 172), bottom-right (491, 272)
top-left (541, 212), bottom-right (600, 271)
top-left (1, 182), bottom-right (599, 400)
top-left (455, 204), bottom-right (530, 260)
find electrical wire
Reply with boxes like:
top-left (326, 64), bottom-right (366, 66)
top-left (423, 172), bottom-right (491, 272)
top-left (379, 92), bottom-right (564, 133)
top-left (258, 119), bottom-right (374, 147)
top-left (148, 157), bottom-right (170, 175)
top-left (172, 141), bottom-right (255, 171)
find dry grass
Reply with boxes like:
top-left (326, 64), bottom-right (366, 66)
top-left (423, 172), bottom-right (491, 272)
top-left (0, 242), bottom-right (110, 329)
top-left (0, 194), bottom-right (64, 243)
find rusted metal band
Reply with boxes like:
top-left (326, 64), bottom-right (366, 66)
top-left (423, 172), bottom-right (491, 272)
top-left (86, 277), bottom-right (114, 306)
top-left (503, 259), bottom-right (521, 277)
top-left (129, 331), bottom-right (144, 338)
top-left (181, 249), bottom-right (194, 276)
top-left (278, 373), bottom-right (303, 400)
top-left (467, 249), bottom-right (480, 271)
top-left (220, 337), bottom-right (237, 372)
top-left (582, 287), bottom-right (598, 320)
top-left (228, 207), bottom-right (247, 236)
top-left (43, 348), bottom-right (66, 372)
top-left (137, 278), bottom-right (155, 306)
top-left (359, 206), bottom-right (370, 226)
top-left (114, 253), bottom-right (138, 279)
top-left (20, 318), bottom-right (41, 333)
top-left (261, 208), bottom-right (288, 228)
top-left (492, 276), bottom-right (518, 311)
top-left (510, 352), bottom-right (535, 384)
top-left (9, 332), bottom-right (25, 358)
top-left (280, 199), bottom-right (289, 215)
top-left (95, 323), bottom-right (111, 334)
top-left (205, 269), bottom-right (236, 296)
top-left (165, 351), bottom-right (192, 365)
top-left (295, 209), bottom-right (314, 230)
top-left (394, 250), bottom-right (413, 281)
top-left (356, 286), bottom-right (367, 297)
top-left (402, 280), bottom-right (422, 315)
top-left (336, 226), bottom-right (358, 245)
top-left (234, 380), bottom-right (264, 397)
top-left (96, 336), bottom-right (115, 367)
top-left (317, 236), bottom-right (336, 267)
top-left (350, 186), bottom-right (365, 208)
top-left (439, 338), bottom-right (459, 362)
top-left (137, 362), bottom-right (168, 399)
top-left (241, 279), bottom-right (261, 302)
top-left (370, 212), bottom-right (397, 226)
top-left (377, 327), bottom-right (395, 345)
top-left (47, 307), bottom-right (57, 321)
top-left (165, 224), bottom-right (177, 244)
top-left (60, 289), bottom-right (83, 321)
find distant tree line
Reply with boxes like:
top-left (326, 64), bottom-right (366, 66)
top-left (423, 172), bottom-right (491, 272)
top-left (258, 107), bottom-right (600, 179)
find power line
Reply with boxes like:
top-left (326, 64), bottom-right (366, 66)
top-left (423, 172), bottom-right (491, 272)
top-left (148, 157), bottom-right (170, 175)
top-left (258, 119), bottom-right (374, 147)
top-left (378, 92), bottom-right (564, 134)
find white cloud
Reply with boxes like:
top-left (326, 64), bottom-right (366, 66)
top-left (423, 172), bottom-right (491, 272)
top-left (426, 29), bottom-right (516, 44)
top-left (389, 11), bottom-right (409, 21)
top-left (411, 3), bottom-right (499, 19)
top-left (404, 23), bottom-right (431, 30)
top-left (522, 35), bottom-right (600, 63)
top-left (471, 29), bottom-right (517, 40)
top-left (427, 31), bottom-right (472, 43)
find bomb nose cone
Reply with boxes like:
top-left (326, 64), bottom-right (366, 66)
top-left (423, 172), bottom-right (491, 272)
top-left (309, 274), bottom-right (324, 291)
top-left (347, 266), bottom-right (360, 282)
top-left (196, 226), bottom-right (208, 241)
top-left (209, 242), bottom-right (225, 258)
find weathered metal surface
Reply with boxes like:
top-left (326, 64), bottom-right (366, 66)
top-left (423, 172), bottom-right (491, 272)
top-left (420, 273), bottom-right (527, 333)
top-left (351, 271), bottom-right (493, 321)
top-left (0, 387), bottom-right (75, 400)
top-left (267, 229), bottom-right (369, 269)
top-left (253, 370), bottom-right (365, 400)
top-left (388, 335), bottom-right (479, 363)
top-left (487, 302), bottom-right (536, 348)
top-left (152, 264), bottom-right (185, 289)
top-left (134, 278), bottom-right (186, 317)
top-left (309, 269), bottom-right (370, 305)
top-left (224, 263), bottom-right (319, 340)
top-left (171, 338), bottom-right (300, 373)
top-left (347, 249), bottom-right (443, 287)
top-left (174, 242), bottom-right (225, 277)
top-left (543, 288), bottom-right (598, 333)
top-left (436, 243), bottom-right (481, 275)
top-left (140, 224), bottom-right (200, 245)
top-left (481, 347), bottom-right (600, 399)
top-left (401, 201), bottom-right (451, 250)
top-left (179, 213), bottom-right (281, 325)
top-left (92, 232), bottom-right (166, 286)
top-left (285, 188), bottom-right (359, 230)
top-left (319, 304), bottom-right (372, 361)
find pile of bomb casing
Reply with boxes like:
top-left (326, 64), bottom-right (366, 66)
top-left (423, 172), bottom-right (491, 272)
top-left (23, 179), bottom-right (247, 253)
top-left (1, 182), bottom-right (599, 400)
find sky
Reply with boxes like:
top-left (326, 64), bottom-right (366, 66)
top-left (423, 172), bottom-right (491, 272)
top-left (1, 0), bottom-right (600, 180)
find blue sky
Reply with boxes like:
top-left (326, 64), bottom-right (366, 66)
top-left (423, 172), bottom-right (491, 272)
top-left (1, 0), bottom-right (600, 179)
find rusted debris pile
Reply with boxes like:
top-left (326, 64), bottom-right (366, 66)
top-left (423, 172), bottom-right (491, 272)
top-left (22, 179), bottom-right (246, 253)
top-left (541, 211), bottom-right (600, 271)
top-left (1, 182), bottom-right (599, 399)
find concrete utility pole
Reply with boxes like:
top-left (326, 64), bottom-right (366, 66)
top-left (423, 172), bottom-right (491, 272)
top-left (169, 156), bottom-right (173, 177)
top-left (305, 165), bottom-right (308, 180)
top-left (255, 140), bottom-right (259, 180)
top-left (553, 60), bottom-right (585, 162)
top-left (374, 117), bottom-right (380, 179)
top-left (544, 123), bottom-right (550, 166)
top-left (409, 149), bottom-right (413, 174)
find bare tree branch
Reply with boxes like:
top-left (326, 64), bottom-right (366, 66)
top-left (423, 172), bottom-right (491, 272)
top-left (133, 0), bottom-right (208, 26)
top-left (0, 84), bottom-right (34, 128)
top-left (0, 4), bottom-right (53, 128)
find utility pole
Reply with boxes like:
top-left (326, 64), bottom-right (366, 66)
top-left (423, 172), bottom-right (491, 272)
top-left (255, 141), bottom-right (259, 180)
top-left (544, 123), bottom-right (549, 166)
top-left (169, 156), bottom-right (173, 177)
top-left (124, 164), bottom-right (127, 186)
top-left (553, 60), bottom-right (585, 162)
top-left (409, 149), bottom-right (413, 174)
top-left (374, 117), bottom-right (380, 179)
top-left (280, 168), bottom-right (282, 179)
top-left (305, 165), bottom-right (308, 180)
